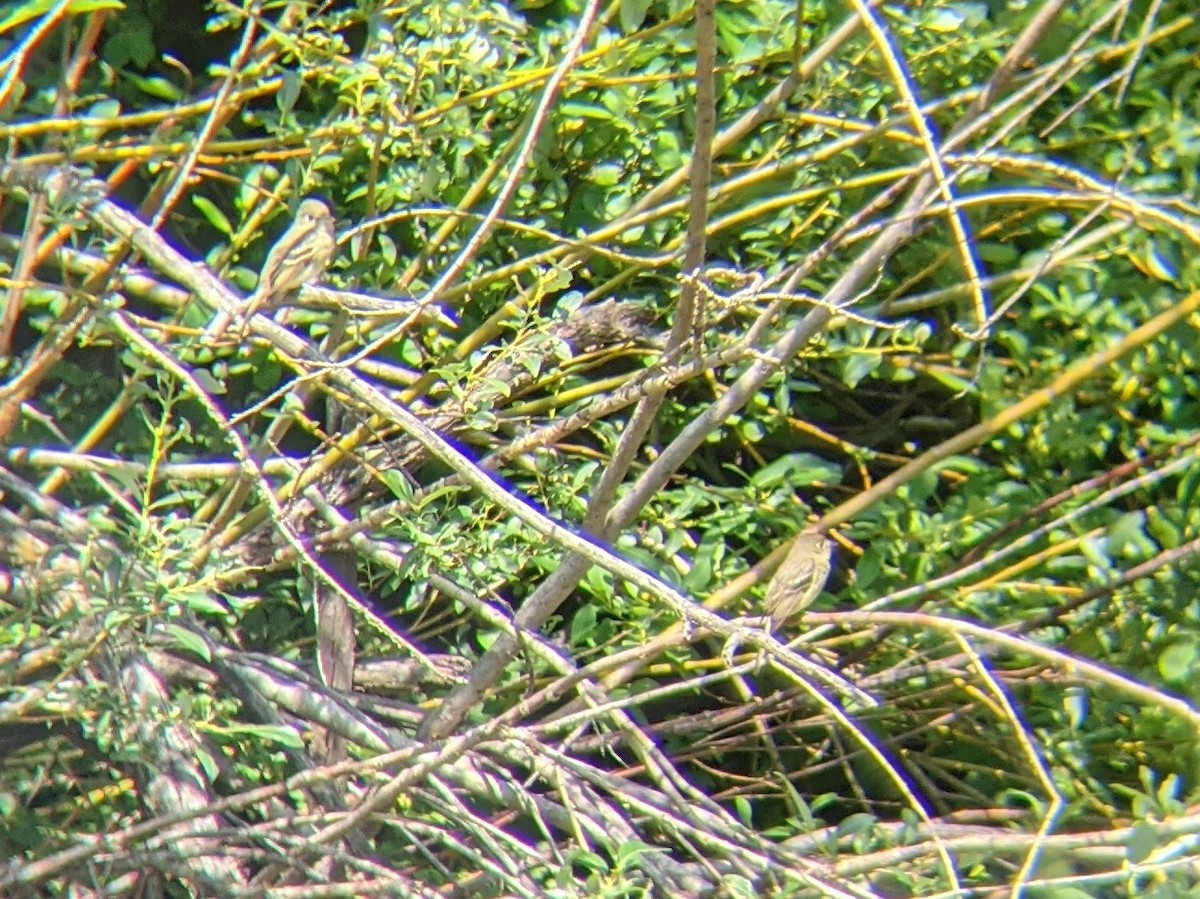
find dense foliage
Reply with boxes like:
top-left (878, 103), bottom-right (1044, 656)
top-left (1, 0), bottom-right (1199, 895)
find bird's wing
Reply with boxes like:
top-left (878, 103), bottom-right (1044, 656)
top-left (258, 219), bottom-right (318, 294)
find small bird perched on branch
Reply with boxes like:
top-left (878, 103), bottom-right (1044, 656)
top-left (764, 531), bottom-right (832, 630)
top-left (203, 197), bottom-right (337, 340)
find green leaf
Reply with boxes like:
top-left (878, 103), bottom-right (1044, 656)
top-left (570, 603), bottom-right (598, 645)
top-left (591, 162), bottom-right (622, 186)
top-left (614, 839), bottom-right (657, 868)
top-left (163, 624), bottom-right (211, 661)
top-left (192, 196), bottom-right (233, 236)
top-left (840, 352), bottom-right (881, 388)
top-left (567, 849), bottom-right (607, 873)
top-left (835, 812), bottom-right (877, 838)
top-left (195, 745), bottom-right (219, 781)
top-left (1141, 237), bottom-right (1180, 284)
top-left (977, 241), bottom-right (1018, 265)
top-left (1063, 686), bottom-right (1087, 730)
top-left (925, 366), bottom-right (974, 394)
top-left (1157, 639), bottom-right (1197, 685)
top-left (1031, 889), bottom-right (1100, 899)
top-left (0, 0), bottom-right (123, 36)
top-left (277, 70), bottom-right (302, 119)
top-left (123, 73), bottom-right (183, 102)
top-left (176, 589), bottom-right (229, 618)
top-left (103, 14), bottom-right (153, 68)
top-left (210, 724), bottom-right (304, 749)
top-left (1126, 822), bottom-right (1159, 864)
top-left (192, 367), bottom-right (227, 395)
top-left (560, 101), bottom-right (613, 122)
top-left (619, 0), bottom-right (651, 33)
top-left (750, 453), bottom-right (842, 489)
top-left (380, 469), bottom-right (413, 500)
top-left (377, 232), bottom-right (397, 266)
top-left (739, 419), bottom-right (765, 442)
top-left (855, 545), bottom-right (882, 590)
top-left (925, 3), bottom-right (987, 33)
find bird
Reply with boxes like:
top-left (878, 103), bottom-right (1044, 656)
top-left (763, 531), bottom-right (832, 630)
top-left (203, 197), bottom-right (337, 340)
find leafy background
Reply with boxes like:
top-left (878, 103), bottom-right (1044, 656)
top-left (1, 0), bottom-right (1199, 895)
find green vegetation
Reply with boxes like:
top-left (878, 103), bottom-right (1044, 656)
top-left (1, 0), bottom-right (1199, 894)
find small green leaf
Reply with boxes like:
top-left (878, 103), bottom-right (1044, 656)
top-left (123, 73), bottom-right (182, 102)
top-left (210, 724), bottom-right (304, 749)
top-left (163, 623), bottom-right (211, 661)
top-left (192, 367), bottom-right (227, 395)
top-left (0, 0), bottom-right (123, 36)
top-left (277, 70), bottom-right (302, 119)
top-left (1158, 640), bottom-right (1197, 685)
top-left (733, 796), bottom-right (753, 828)
top-left (925, 8), bottom-right (967, 32)
top-left (855, 546), bottom-right (882, 590)
top-left (568, 849), bottom-right (607, 873)
top-left (178, 588), bottom-right (229, 618)
top-left (377, 232), bottom-right (397, 266)
top-left (192, 196), bottom-right (233, 236)
top-left (1063, 686), bottom-right (1087, 729)
top-left (619, 0), bottom-right (652, 33)
top-left (739, 419), bottom-right (765, 442)
top-left (750, 452), bottom-right (842, 489)
top-left (840, 352), bottom-right (881, 388)
top-left (835, 812), bottom-right (878, 837)
top-left (560, 102), bottom-right (613, 122)
top-left (195, 745), bottom-right (219, 781)
top-left (84, 98), bottom-right (121, 126)
top-left (570, 604), bottom-right (598, 644)
top-left (614, 839), bottom-right (656, 867)
top-left (977, 241), bottom-right (1018, 265)
top-left (103, 15), bottom-right (153, 68)
top-left (1141, 237), bottom-right (1180, 283)
top-left (380, 469), bottom-right (413, 500)
top-left (591, 162), bottom-right (622, 186)
top-left (1126, 822), bottom-right (1159, 864)
top-left (925, 366), bottom-right (974, 394)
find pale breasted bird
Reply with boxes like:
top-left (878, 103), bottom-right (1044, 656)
top-left (763, 532), bottom-right (832, 630)
top-left (203, 197), bottom-right (337, 340)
